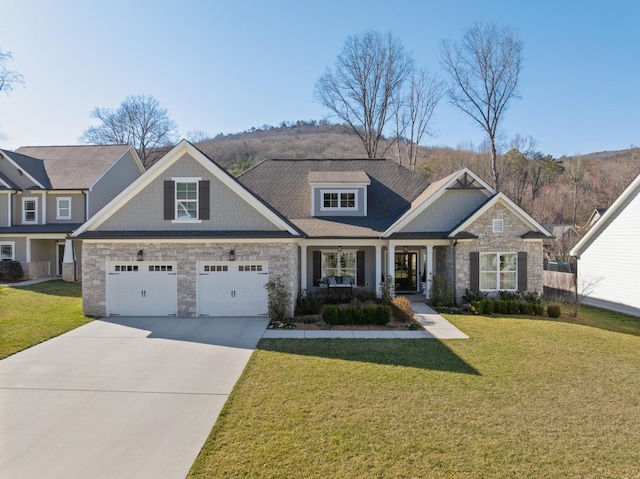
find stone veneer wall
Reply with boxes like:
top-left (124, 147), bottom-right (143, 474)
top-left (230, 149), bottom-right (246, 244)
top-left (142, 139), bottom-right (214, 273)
top-left (24, 261), bottom-right (50, 280)
top-left (82, 241), bottom-right (298, 318)
top-left (453, 203), bottom-right (544, 303)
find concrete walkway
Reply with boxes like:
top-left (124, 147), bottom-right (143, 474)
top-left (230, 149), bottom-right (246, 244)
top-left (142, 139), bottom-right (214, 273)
top-left (0, 316), bottom-right (269, 479)
top-left (263, 300), bottom-right (468, 339)
top-left (0, 276), bottom-right (60, 287)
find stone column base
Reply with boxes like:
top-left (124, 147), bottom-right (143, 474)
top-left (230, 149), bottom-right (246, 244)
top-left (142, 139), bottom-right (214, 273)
top-left (62, 263), bottom-right (76, 282)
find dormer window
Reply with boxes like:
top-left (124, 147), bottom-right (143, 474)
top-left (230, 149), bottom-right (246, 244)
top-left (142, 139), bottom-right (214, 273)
top-left (308, 171), bottom-right (370, 217)
top-left (22, 197), bottom-right (38, 224)
top-left (321, 190), bottom-right (357, 211)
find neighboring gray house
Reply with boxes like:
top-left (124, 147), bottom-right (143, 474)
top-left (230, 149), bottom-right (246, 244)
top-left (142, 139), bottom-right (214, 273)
top-left (542, 223), bottom-right (581, 262)
top-left (0, 145), bottom-right (144, 280)
top-left (571, 173), bottom-right (640, 317)
top-left (72, 140), bottom-right (551, 318)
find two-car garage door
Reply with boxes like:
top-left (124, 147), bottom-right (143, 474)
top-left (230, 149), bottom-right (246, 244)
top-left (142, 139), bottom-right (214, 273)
top-left (106, 261), bottom-right (268, 317)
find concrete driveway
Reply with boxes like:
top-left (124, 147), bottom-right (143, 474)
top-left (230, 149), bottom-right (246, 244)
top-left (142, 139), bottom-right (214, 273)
top-left (0, 316), bottom-right (269, 479)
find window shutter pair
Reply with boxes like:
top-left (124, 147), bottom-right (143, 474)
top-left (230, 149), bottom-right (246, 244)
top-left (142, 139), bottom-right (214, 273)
top-left (311, 250), bottom-right (365, 287)
top-left (163, 180), bottom-right (210, 220)
top-left (469, 251), bottom-right (528, 291)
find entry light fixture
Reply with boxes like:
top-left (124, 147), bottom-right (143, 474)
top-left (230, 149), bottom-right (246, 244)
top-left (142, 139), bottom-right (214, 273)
top-left (229, 249), bottom-right (235, 261)
top-left (137, 250), bottom-right (144, 261)
top-left (404, 246), bottom-right (408, 253)
top-left (338, 246), bottom-right (342, 253)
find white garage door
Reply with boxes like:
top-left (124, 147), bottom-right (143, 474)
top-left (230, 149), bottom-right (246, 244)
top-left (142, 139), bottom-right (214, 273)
top-left (197, 261), bottom-right (269, 316)
top-left (107, 261), bottom-right (177, 316)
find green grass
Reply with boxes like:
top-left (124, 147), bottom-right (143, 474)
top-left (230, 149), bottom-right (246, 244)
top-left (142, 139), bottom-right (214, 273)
top-left (189, 311), bottom-right (640, 479)
top-left (0, 280), bottom-right (90, 359)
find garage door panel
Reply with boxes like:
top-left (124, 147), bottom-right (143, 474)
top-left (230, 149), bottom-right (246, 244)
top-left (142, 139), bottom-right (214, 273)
top-left (197, 262), bottom-right (268, 317)
top-left (107, 262), bottom-right (177, 317)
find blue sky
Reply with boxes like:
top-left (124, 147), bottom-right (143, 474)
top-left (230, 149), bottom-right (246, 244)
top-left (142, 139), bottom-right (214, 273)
top-left (0, 0), bottom-right (638, 157)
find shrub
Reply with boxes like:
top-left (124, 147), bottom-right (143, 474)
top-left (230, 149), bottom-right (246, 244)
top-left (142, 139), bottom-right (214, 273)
top-left (499, 290), bottom-right (520, 301)
top-left (494, 299), bottom-right (507, 314)
top-left (519, 302), bottom-right (533, 315)
top-left (296, 290), bottom-right (324, 314)
top-left (429, 274), bottom-right (453, 307)
top-left (463, 288), bottom-right (488, 304)
top-left (265, 277), bottom-right (290, 322)
top-left (322, 304), bottom-right (391, 325)
top-left (352, 288), bottom-right (378, 303)
top-left (469, 300), bottom-right (484, 314)
top-left (507, 300), bottom-right (520, 314)
top-left (391, 296), bottom-right (414, 322)
top-left (547, 304), bottom-right (562, 318)
top-left (0, 260), bottom-right (24, 282)
top-left (322, 305), bottom-right (341, 324)
top-left (520, 291), bottom-right (543, 305)
top-left (483, 299), bottom-right (495, 314)
top-left (532, 304), bottom-right (544, 316)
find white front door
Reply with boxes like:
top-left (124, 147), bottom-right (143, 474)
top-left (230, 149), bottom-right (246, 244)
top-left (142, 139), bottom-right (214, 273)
top-left (107, 261), bottom-right (177, 316)
top-left (197, 261), bottom-right (269, 316)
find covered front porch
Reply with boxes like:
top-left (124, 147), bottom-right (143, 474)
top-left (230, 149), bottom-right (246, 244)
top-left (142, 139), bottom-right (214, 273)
top-left (298, 239), bottom-right (452, 298)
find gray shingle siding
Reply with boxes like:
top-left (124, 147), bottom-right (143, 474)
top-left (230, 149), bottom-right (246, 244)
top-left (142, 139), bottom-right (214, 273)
top-left (97, 153), bottom-right (280, 232)
top-left (45, 193), bottom-right (86, 223)
top-left (89, 150), bottom-right (142, 217)
top-left (399, 189), bottom-right (489, 233)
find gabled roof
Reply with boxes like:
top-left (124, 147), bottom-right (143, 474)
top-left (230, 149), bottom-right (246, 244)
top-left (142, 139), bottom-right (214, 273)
top-left (571, 172), bottom-right (640, 257)
top-left (0, 149), bottom-right (49, 188)
top-left (72, 140), bottom-right (300, 238)
top-left (0, 170), bottom-right (20, 190)
top-left (383, 168), bottom-right (495, 237)
top-left (449, 193), bottom-right (552, 239)
top-left (238, 158), bottom-right (429, 237)
top-left (11, 145), bottom-right (142, 189)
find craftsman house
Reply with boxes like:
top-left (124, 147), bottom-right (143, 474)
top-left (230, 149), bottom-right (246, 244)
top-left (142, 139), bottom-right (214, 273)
top-left (72, 140), bottom-right (550, 317)
top-left (0, 145), bottom-right (144, 280)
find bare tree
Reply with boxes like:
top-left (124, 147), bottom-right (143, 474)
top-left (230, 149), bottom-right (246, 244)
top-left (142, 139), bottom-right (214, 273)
top-left (393, 69), bottom-right (444, 170)
top-left (0, 49), bottom-right (24, 140)
top-left (315, 30), bottom-right (414, 159)
top-left (0, 49), bottom-right (23, 94)
top-left (80, 94), bottom-right (179, 167)
top-left (440, 22), bottom-right (523, 191)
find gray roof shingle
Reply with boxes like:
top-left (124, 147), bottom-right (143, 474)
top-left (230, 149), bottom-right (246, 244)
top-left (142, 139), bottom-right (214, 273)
top-left (238, 159), bottom-right (429, 237)
top-left (11, 145), bottom-right (132, 189)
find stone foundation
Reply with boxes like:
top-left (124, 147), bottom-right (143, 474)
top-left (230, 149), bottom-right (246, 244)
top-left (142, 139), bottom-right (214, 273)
top-left (82, 241), bottom-right (298, 318)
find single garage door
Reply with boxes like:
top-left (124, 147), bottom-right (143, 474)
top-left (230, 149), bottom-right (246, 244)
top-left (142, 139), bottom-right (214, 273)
top-left (197, 261), bottom-right (269, 316)
top-left (107, 261), bottom-right (177, 316)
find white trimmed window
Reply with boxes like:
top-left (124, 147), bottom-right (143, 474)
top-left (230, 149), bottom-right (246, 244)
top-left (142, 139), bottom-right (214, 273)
top-left (493, 218), bottom-right (504, 233)
top-left (176, 181), bottom-right (198, 220)
top-left (321, 250), bottom-right (357, 279)
top-left (320, 189), bottom-right (357, 211)
top-left (1, 242), bottom-right (15, 261)
top-left (22, 197), bottom-right (38, 224)
top-left (56, 197), bottom-right (72, 220)
top-left (479, 252), bottom-right (517, 291)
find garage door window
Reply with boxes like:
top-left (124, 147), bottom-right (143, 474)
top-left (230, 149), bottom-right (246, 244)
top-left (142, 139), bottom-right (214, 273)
top-left (149, 265), bottom-right (173, 272)
top-left (204, 265), bottom-right (228, 272)
top-left (239, 264), bottom-right (263, 272)
top-left (115, 265), bottom-right (139, 272)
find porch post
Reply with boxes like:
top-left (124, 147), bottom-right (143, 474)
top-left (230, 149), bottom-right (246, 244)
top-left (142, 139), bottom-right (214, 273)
top-left (62, 238), bottom-right (76, 282)
top-left (300, 244), bottom-right (308, 291)
top-left (375, 244), bottom-right (382, 296)
top-left (425, 244), bottom-right (434, 299)
top-left (387, 244), bottom-right (395, 297)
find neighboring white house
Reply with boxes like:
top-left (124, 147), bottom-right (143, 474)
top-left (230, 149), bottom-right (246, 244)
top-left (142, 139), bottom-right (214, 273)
top-left (570, 172), bottom-right (640, 317)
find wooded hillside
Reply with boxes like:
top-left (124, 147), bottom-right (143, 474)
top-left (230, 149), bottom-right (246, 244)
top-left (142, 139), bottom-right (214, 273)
top-left (191, 122), bottom-right (640, 229)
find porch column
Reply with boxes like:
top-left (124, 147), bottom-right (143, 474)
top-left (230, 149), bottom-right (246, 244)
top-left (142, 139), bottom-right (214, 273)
top-left (300, 244), bottom-right (308, 291)
top-left (62, 238), bottom-right (76, 282)
top-left (387, 244), bottom-right (395, 297)
top-left (375, 244), bottom-right (382, 296)
top-left (425, 244), bottom-right (434, 299)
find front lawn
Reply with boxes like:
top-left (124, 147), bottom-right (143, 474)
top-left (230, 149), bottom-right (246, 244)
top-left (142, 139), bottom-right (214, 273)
top-left (189, 311), bottom-right (640, 478)
top-left (0, 280), bottom-right (89, 359)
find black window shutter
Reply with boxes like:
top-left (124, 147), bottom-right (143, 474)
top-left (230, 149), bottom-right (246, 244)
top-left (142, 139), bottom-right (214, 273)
top-left (164, 181), bottom-right (175, 220)
top-left (518, 252), bottom-right (528, 291)
top-left (312, 251), bottom-right (322, 287)
top-left (470, 252), bottom-right (480, 290)
top-left (356, 250), bottom-right (365, 286)
top-left (199, 180), bottom-right (210, 220)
